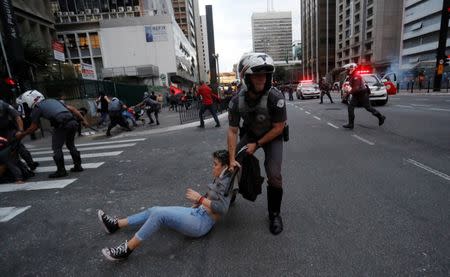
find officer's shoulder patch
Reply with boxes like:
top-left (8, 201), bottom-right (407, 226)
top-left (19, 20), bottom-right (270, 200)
top-left (276, 99), bottom-right (285, 108)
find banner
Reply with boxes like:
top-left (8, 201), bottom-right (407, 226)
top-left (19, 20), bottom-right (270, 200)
top-left (81, 62), bottom-right (96, 80)
top-left (52, 41), bottom-right (65, 62)
top-left (145, 25), bottom-right (168, 42)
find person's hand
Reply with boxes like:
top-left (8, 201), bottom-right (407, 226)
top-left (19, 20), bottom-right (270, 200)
top-left (246, 142), bottom-right (258, 155)
top-left (185, 188), bottom-right (202, 204)
top-left (15, 131), bottom-right (24, 140)
top-left (229, 159), bottom-right (241, 172)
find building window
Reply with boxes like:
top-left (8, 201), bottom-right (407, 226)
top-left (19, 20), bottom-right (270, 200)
top-left (367, 19), bottom-right (373, 29)
top-left (354, 25), bottom-right (360, 33)
top-left (368, 7), bottom-right (373, 17)
top-left (367, 31), bottom-right (372, 39)
top-left (89, 33), bottom-right (100, 48)
top-left (365, 42), bottom-right (372, 51)
top-left (354, 36), bottom-right (359, 43)
top-left (365, 55), bottom-right (371, 62)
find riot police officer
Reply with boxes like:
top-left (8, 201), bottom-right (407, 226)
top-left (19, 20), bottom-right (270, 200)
top-left (228, 53), bottom-right (287, 235)
top-left (136, 92), bottom-right (160, 125)
top-left (343, 64), bottom-right (386, 129)
top-left (0, 98), bottom-right (38, 171)
top-left (106, 97), bottom-right (131, 136)
top-left (16, 90), bottom-right (88, 178)
top-left (319, 77), bottom-right (334, 104)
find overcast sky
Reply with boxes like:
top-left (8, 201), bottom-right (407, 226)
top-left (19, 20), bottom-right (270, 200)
top-left (198, 0), bottom-right (300, 72)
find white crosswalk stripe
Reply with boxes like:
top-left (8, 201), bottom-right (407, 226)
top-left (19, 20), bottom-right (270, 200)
top-left (35, 162), bottom-right (104, 173)
top-left (33, 151), bottom-right (123, 162)
top-left (30, 138), bottom-right (146, 151)
top-left (2, 138), bottom-right (146, 221)
top-left (0, 206), bottom-right (31, 222)
top-left (30, 143), bottom-right (136, 155)
top-left (0, 179), bottom-right (77, 193)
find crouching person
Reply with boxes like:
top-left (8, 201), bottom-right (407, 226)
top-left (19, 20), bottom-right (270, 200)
top-left (98, 150), bottom-right (231, 261)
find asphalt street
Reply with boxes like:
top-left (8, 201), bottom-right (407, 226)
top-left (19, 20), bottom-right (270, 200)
top-left (1, 93), bottom-right (449, 276)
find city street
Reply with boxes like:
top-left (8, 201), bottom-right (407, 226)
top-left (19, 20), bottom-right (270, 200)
top-left (1, 93), bottom-right (449, 276)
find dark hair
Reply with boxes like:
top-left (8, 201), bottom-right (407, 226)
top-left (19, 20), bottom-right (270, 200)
top-left (213, 150), bottom-right (229, 166)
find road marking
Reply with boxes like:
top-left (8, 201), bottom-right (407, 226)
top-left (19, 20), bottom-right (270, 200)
top-left (305, 111), bottom-right (311, 114)
top-left (33, 151), bottom-right (123, 162)
top-left (0, 206), bottom-right (31, 222)
top-left (327, 122), bottom-right (339, 129)
top-left (34, 162), bottom-right (104, 173)
top-left (406, 159), bottom-right (450, 181)
top-left (411, 104), bottom-right (431, 107)
top-left (30, 138), bottom-right (146, 151)
top-left (31, 143), bottom-right (136, 155)
top-left (429, 108), bottom-right (450, 112)
top-left (0, 179), bottom-right (77, 193)
top-left (395, 105), bottom-right (414, 109)
top-left (352, 135), bottom-right (375, 146)
top-left (299, 107), bottom-right (304, 110)
top-left (313, 116), bottom-right (321, 120)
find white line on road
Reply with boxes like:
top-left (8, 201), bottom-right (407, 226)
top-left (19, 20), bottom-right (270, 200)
top-left (411, 104), bottom-right (431, 107)
top-left (0, 179), bottom-right (77, 193)
top-left (429, 108), bottom-right (450, 112)
top-left (395, 105), bottom-right (414, 109)
top-left (33, 151), bottom-right (123, 162)
top-left (305, 111), bottom-right (311, 114)
top-left (34, 162), bottom-right (105, 173)
top-left (31, 143), bottom-right (136, 155)
top-left (30, 138), bottom-right (146, 151)
top-left (313, 116), bottom-right (321, 120)
top-left (352, 135), bottom-right (375, 146)
top-left (0, 206), bottom-right (31, 222)
top-left (406, 159), bottom-right (450, 182)
top-left (299, 107), bottom-right (304, 110)
top-left (327, 122), bottom-right (339, 129)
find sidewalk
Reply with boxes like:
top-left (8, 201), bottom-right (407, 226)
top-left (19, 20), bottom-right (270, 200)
top-left (396, 89), bottom-right (450, 96)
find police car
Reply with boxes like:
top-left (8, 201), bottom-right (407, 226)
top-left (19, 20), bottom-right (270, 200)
top-left (296, 80), bottom-right (321, 100)
top-left (340, 64), bottom-right (392, 106)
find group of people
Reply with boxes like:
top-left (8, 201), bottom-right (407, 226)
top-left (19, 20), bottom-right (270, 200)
top-left (1, 90), bottom-right (88, 182)
top-left (96, 91), bottom-right (161, 137)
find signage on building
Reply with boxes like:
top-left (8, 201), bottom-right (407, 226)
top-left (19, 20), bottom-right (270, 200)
top-left (81, 62), bottom-right (96, 80)
top-left (145, 25), bottom-right (168, 42)
top-left (52, 41), bottom-right (65, 62)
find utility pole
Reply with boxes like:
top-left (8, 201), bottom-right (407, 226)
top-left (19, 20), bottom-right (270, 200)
top-left (433, 0), bottom-right (450, 92)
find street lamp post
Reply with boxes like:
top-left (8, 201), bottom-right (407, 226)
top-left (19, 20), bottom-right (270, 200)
top-left (213, 53), bottom-right (220, 87)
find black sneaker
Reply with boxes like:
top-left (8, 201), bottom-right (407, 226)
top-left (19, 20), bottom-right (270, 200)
top-left (97, 210), bottom-right (119, 234)
top-left (197, 125), bottom-right (205, 128)
top-left (215, 124), bottom-right (221, 128)
top-left (29, 162), bottom-right (39, 171)
top-left (70, 165), bottom-right (84, 172)
top-left (101, 241), bottom-right (133, 261)
top-left (342, 123), bottom-right (354, 130)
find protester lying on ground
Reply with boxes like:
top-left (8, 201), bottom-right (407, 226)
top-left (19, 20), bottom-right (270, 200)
top-left (98, 149), bottom-right (232, 261)
top-left (0, 136), bottom-right (34, 184)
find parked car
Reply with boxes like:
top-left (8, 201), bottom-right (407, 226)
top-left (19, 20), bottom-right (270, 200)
top-left (296, 81), bottom-right (321, 100)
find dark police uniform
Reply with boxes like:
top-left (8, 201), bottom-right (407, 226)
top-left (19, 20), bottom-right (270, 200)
top-left (31, 99), bottom-right (82, 175)
top-left (228, 87), bottom-right (287, 189)
top-left (106, 98), bottom-right (130, 136)
top-left (346, 72), bottom-right (384, 127)
top-left (319, 79), bottom-right (334, 104)
top-left (143, 96), bottom-right (160, 125)
top-left (0, 100), bottom-right (37, 170)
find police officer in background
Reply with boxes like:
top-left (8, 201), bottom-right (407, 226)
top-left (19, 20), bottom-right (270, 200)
top-left (228, 53), bottom-right (287, 235)
top-left (136, 92), bottom-right (160, 125)
top-left (16, 90), bottom-right (88, 178)
top-left (319, 77), bottom-right (334, 104)
top-left (106, 97), bottom-right (131, 136)
top-left (343, 64), bottom-right (386, 129)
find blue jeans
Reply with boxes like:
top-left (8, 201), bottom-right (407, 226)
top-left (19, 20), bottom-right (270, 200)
top-left (127, 206), bottom-right (215, 241)
top-left (199, 104), bottom-right (220, 126)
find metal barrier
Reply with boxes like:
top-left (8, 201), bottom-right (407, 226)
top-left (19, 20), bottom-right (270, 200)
top-left (178, 98), bottom-right (231, 124)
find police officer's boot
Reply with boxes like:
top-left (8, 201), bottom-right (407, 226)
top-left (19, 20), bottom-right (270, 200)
top-left (49, 158), bottom-right (68, 178)
top-left (378, 115), bottom-right (386, 126)
top-left (343, 113), bottom-right (354, 129)
top-left (106, 126), bottom-right (112, 136)
top-left (70, 151), bottom-right (83, 172)
top-left (267, 186), bottom-right (283, 235)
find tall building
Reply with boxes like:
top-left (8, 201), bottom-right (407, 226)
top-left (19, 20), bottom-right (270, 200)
top-left (300, 0), bottom-right (335, 81)
top-left (205, 5), bottom-right (217, 86)
top-left (196, 15), bottom-right (210, 82)
top-left (50, 0), bottom-right (198, 85)
top-left (334, 0), bottom-right (403, 73)
top-left (171, 0), bottom-right (197, 48)
top-left (292, 40), bottom-right (302, 61)
top-left (252, 11), bottom-right (292, 62)
top-left (400, 0), bottom-right (450, 79)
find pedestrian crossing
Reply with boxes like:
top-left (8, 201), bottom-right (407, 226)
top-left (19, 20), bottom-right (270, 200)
top-left (0, 137), bottom-right (146, 222)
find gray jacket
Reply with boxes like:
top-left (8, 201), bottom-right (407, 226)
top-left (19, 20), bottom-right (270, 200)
top-left (206, 168), bottom-right (232, 216)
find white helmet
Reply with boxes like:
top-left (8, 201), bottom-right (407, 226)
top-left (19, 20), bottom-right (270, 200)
top-left (237, 52), bottom-right (275, 92)
top-left (20, 90), bottom-right (45, 108)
